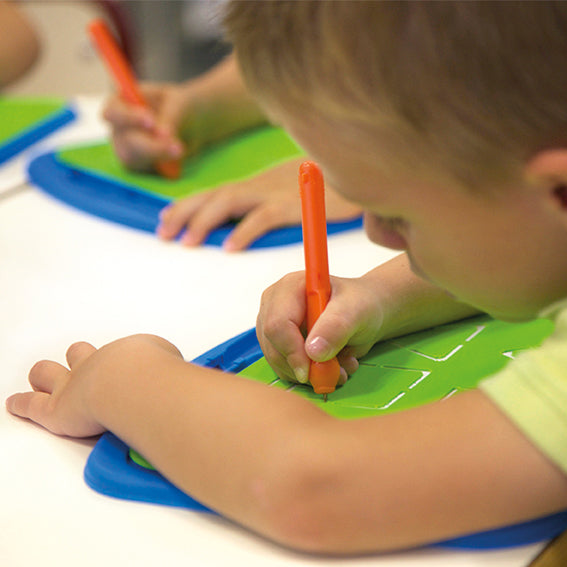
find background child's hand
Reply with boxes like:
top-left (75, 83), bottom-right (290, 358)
top-left (102, 83), bottom-right (186, 172)
top-left (157, 157), bottom-right (362, 251)
top-left (256, 270), bottom-right (387, 386)
top-left (102, 54), bottom-right (268, 175)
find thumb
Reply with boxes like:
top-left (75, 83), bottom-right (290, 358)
top-left (304, 305), bottom-right (351, 363)
top-left (152, 93), bottom-right (186, 153)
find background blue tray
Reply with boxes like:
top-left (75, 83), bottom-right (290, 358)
top-left (27, 148), bottom-right (362, 249)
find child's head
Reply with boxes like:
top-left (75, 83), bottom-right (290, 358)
top-left (225, 1), bottom-right (567, 189)
top-left (225, 1), bottom-right (567, 321)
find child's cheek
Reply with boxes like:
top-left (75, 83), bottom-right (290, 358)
top-left (363, 213), bottom-right (408, 251)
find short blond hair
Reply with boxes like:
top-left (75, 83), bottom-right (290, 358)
top-left (225, 1), bottom-right (567, 188)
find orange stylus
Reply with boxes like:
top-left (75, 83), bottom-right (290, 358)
top-left (88, 19), bottom-right (181, 179)
top-left (299, 161), bottom-right (341, 401)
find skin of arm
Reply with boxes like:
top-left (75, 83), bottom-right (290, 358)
top-left (6, 333), bottom-right (567, 555)
top-left (0, 1), bottom-right (40, 88)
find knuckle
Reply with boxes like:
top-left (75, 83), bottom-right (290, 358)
top-left (254, 204), bottom-right (280, 225)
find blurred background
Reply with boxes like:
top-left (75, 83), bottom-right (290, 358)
top-left (5, 0), bottom-right (230, 96)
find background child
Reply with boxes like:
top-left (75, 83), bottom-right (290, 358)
top-left (103, 53), bottom-right (361, 251)
top-left (0, 1), bottom-right (40, 88)
top-left (6, 0), bottom-right (567, 556)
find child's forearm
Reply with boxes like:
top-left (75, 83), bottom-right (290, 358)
top-left (179, 54), bottom-right (268, 145)
top-left (86, 335), bottom-right (333, 543)
top-left (367, 253), bottom-right (480, 339)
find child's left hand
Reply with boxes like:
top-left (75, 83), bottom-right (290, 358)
top-left (5, 335), bottom-right (183, 438)
top-left (6, 341), bottom-right (105, 437)
top-left (156, 157), bottom-right (361, 251)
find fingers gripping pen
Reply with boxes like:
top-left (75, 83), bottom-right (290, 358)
top-left (87, 19), bottom-right (181, 179)
top-left (299, 161), bottom-right (341, 401)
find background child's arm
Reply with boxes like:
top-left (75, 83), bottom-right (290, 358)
top-left (6, 333), bottom-right (566, 554)
top-left (0, 1), bottom-right (40, 88)
top-left (257, 253), bottom-right (480, 384)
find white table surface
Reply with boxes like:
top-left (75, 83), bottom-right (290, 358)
top-left (0, 98), bottom-right (545, 566)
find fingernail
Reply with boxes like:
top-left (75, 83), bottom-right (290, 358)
top-left (142, 115), bottom-right (155, 130)
top-left (156, 225), bottom-right (169, 239)
top-left (306, 336), bottom-right (331, 359)
top-left (168, 142), bottom-right (183, 158)
top-left (293, 366), bottom-right (309, 384)
top-left (222, 238), bottom-right (237, 252)
top-left (181, 231), bottom-right (198, 246)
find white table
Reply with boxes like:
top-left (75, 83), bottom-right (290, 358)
top-left (0, 98), bottom-right (544, 567)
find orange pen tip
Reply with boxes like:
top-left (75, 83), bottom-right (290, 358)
top-left (310, 358), bottom-right (340, 395)
top-left (156, 159), bottom-right (181, 180)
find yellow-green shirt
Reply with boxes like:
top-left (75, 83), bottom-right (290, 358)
top-left (480, 299), bottom-right (567, 475)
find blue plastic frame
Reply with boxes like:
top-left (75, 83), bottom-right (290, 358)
top-left (27, 151), bottom-right (363, 248)
top-left (84, 328), bottom-right (567, 550)
top-left (0, 106), bottom-right (76, 165)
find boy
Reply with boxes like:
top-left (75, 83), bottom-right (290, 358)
top-left (6, 1), bottom-right (567, 555)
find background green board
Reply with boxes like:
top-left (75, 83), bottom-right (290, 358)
top-left (0, 97), bottom-right (68, 144)
top-left (57, 126), bottom-right (304, 201)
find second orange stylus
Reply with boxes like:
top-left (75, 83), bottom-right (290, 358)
top-left (299, 161), bottom-right (341, 401)
top-left (88, 19), bottom-right (181, 180)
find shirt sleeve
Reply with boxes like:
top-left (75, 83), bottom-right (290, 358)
top-left (479, 307), bottom-right (567, 475)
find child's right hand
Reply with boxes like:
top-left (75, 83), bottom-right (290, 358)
top-left (256, 270), bottom-right (388, 386)
top-left (257, 254), bottom-right (483, 387)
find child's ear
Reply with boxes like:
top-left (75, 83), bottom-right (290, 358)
top-left (524, 149), bottom-right (567, 225)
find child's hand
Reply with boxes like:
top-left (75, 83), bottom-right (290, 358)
top-left (102, 54), bottom-right (266, 175)
top-left (157, 158), bottom-right (362, 251)
top-left (5, 335), bottom-right (183, 438)
top-left (102, 83), bottom-right (187, 173)
top-left (6, 341), bottom-right (106, 437)
top-left (256, 271), bottom-right (387, 385)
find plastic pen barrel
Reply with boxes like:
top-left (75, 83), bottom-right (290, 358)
top-left (87, 19), bottom-right (181, 179)
top-left (299, 161), bottom-right (341, 398)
